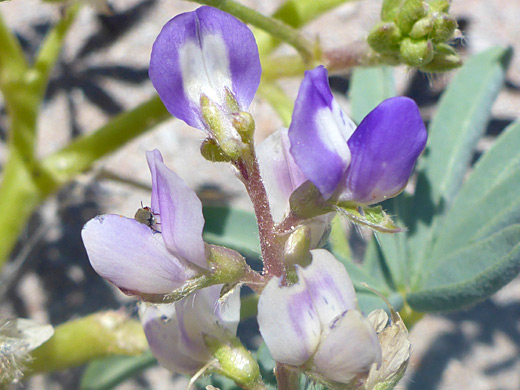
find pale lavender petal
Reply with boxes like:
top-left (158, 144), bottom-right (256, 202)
top-left (149, 6), bottom-right (261, 130)
top-left (154, 158), bottom-right (207, 268)
top-left (82, 215), bottom-right (197, 294)
top-left (175, 285), bottom-right (240, 361)
top-left (312, 310), bottom-right (382, 384)
top-left (342, 97), bottom-right (427, 204)
top-left (289, 66), bottom-right (355, 199)
top-left (300, 249), bottom-right (357, 327)
top-left (257, 128), bottom-right (306, 222)
top-left (146, 149), bottom-right (162, 213)
top-left (140, 303), bottom-right (206, 375)
top-left (258, 274), bottom-right (321, 366)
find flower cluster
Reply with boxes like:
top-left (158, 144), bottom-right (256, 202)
top-left (82, 5), bottom-right (426, 389)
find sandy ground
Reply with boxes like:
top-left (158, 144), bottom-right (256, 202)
top-left (0, 0), bottom-right (519, 389)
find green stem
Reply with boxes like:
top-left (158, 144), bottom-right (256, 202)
top-left (39, 95), bottom-right (170, 187)
top-left (26, 312), bottom-right (148, 375)
top-left (257, 81), bottom-right (294, 127)
top-left (0, 10), bottom-right (28, 84)
top-left (190, 0), bottom-right (314, 63)
top-left (31, 3), bottom-right (82, 98)
top-left (255, 0), bottom-right (356, 57)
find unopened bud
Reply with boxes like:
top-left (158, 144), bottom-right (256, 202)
top-left (381, 0), bottom-right (403, 22)
top-left (409, 16), bottom-right (434, 39)
top-left (396, 0), bottom-right (429, 35)
top-left (432, 14), bottom-right (457, 43)
top-left (232, 111), bottom-right (255, 143)
top-left (419, 43), bottom-right (462, 72)
top-left (200, 138), bottom-right (233, 162)
top-left (400, 37), bottom-right (434, 66)
top-left (428, 0), bottom-right (450, 12)
top-left (368, 22), bottom-right (402, 54)
top-left (204, 334), bottom-right (264, 390)
top-left (284, 226), bottom-right (312, 267)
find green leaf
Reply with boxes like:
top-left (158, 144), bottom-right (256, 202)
top-left (80, 352), bottom-right (156, 390)
top-left (336, 204), bottom-right (401, 233)
top-left (408, 47), bottom-right (512, 277)
top-left (349, 66), bottom-right (396, 123)
top-left (432, 121), bottom-right (520, 257)
top-left (357, 291), bottom-right (404, 314)
top-left (407, 225), bottom-right (520, 312)
top-left (202, 206), bottom-right (260, 260)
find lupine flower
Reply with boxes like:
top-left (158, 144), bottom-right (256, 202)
top-left (289, 66), bottom-right (427, 205)
top-left (139, 284), bottom-right (240, 375)
top-left (149, 6), bottom-right (261, 133)
top-left (258, 249), bottom-right (382, 385)
top-left (82, 149), bottom-right (207, 298)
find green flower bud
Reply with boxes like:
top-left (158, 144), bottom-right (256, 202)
top-left (419, 43), bottom-right (462, 72)
top-left (432, 14), bottom-right (457, 43)
top-left (381, 0), bottom-right (404, 22)
top-left (409, 16), bottom-right (434, 39)
top-left (204, 334), bottom-right (265, 390)
top-left (428, 0), bottom-right (450, 12)
top-left (368, 22), bottom-right (402, 54)
top-left (396, 0), bottom-right (429, 35)
top-left (200, 139), bottom-right (233, 163)
top-left (399, 37), bottom-right (434, 66)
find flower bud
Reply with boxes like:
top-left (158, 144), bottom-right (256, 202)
top-left (283, 225), bottom-right (312, 267)
top-left (428, 0), bottom-right (450, 12)
top-left (367, 22), bottom-right (402, 54)
top-left (419, 43), bottom-right (462, 72)
top-left (432, 14), bottom-right (457, 43)
top-left (396, 0), bottom-right (429, 35)
top-left (400, 37), bottom-right (434, 66)
top-left (381, 0), bottom-right (403, 22)
top-left (409, 16), bottom-right (434, 39)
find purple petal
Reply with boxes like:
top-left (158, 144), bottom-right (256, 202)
top-left (152, 156), bottom-right (207, 269)
top-left (258, 128), bottom-right (306, 222)
top-left (82, 215), bottom-right (198, 295)
top-left (289, 66), bottom-right (355, 199)
top-left (149, 6), bottom-right (261, 130)
top-left (146, 149), bottom-right (162, 213)
top-left (312, 310), bottom-right (382, 384)
top-left (342, 97), bottom-right (427, 204)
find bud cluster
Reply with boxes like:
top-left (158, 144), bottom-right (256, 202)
top-left (368, 0), bottom-right (462, 72)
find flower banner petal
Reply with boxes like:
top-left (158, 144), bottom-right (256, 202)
top-left (153, 158), bottom-right (207, 269)
top-left (289, 66), bottom-right (355, 199)
top-left (149, 6), bottom-right (261, 130)
top-left (82, 215), bottom-right (197, 294)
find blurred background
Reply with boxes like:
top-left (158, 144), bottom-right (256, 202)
top-left (0, 0), bottom-right (519, 388)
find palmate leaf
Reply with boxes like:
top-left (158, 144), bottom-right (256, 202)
top-left (407, 225), bottom-right (520, 312)
top-left (431, 121), bottom-right (520, 258)
top-left (408, 47), bottom-right (513, 278)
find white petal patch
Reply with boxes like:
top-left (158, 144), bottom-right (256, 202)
top-left (179, 33), bottom-right (233, 109)
top-left (314, 99), bottom-right (355, 167)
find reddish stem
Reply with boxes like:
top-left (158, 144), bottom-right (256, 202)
top-left (237, 155), bottom-right (283, 277)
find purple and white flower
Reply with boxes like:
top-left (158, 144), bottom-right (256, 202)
top-left (258, 249), bottom-right (382, 384)
top-left (289, 66), bottom-right (427, 205)
top-left (82, 149), bottom-right (207, 297)
top-left (140, 284), bottom-right (240, 375)
top-left (149, 6), bottom-right (261, 132)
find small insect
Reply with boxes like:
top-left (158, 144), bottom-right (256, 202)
top-left (134, 203), bottom-right (160, 232)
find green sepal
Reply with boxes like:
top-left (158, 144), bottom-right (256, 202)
top-left (289, 181), bottom-right (333, 219)
top-left (400, 37), bottom-right (434, 66)
top-left (409, 16), bottom-right (434, 39)
top-left (381, 0), bottom-right (404, 22)
top-left (428, 0), bottom-right (450, 12)
top-left (336, 204), bottom-right (402, 233)
top-left (200, 138), bottom-right (234, 163)
top-left (431, 14), bottom-right (457, 43)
